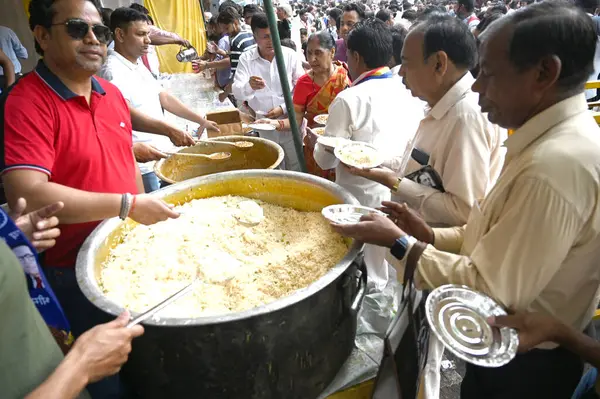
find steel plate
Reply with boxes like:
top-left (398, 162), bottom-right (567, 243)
top-left (322, 204), bottom-right (386, 225)
top-left (425, 284), bottom-right (519, 368)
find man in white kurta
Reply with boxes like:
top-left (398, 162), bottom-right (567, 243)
top-left (232, 13), bottom-right (304, 171)
top-left (314, 19), bottom-right (422, 289)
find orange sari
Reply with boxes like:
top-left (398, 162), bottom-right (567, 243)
top-left (296, 62), bottom-right (350, 179)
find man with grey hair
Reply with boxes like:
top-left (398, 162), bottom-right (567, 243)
top-left (332, 2), bottom-right (600, 397)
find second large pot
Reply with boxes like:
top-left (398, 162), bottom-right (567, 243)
top-left (76, 170), bottom-right (366, 398)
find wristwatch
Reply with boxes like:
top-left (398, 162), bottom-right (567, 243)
top-left (392, 177), bottom-right (402, 192)
top-left (390, 235), bottom-right (417, 260)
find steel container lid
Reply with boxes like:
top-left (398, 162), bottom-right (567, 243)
top-left (425, 284), bottom-right (519, 368)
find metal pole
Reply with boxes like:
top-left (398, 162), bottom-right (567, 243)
top-left (262, 0), bottom-right (307, 172)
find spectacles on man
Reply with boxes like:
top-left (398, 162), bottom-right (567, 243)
top-left (51, 18), bottom-right (111, 44)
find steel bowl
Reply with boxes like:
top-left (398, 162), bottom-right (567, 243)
top-left (154, 135), bottom-right (284, 184)
top-left (76, 170), bottom-right (366, 399)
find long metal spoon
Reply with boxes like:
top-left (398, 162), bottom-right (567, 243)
top-left (195, 138), bottom-right (254, 151)
top-left (127, 260), bottom-right (240, 328)
top-left (163, 151), bottom-right (231, 161)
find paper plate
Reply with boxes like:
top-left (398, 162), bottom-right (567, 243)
top-left (313, 114), bottom-right (329, 125)
top-left (334, 141), bottom-right (385, 169)
top-left (425, 284), bottom-right (519, 368)
top-left (312, 127), bottom-right (326, 136)
top-left (249, 123), bottom-right (276, 131)
top-left (317, 136), bottom-right (350, 149)
top-left (322, 204), bottom-right (386, 225)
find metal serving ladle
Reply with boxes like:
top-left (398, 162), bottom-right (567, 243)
top-left (127, 260), bottom-right (239, 328)
top-left (195, 138), bottom-right (254, 151)
top-left (163, 151), bottom-right (232, 161)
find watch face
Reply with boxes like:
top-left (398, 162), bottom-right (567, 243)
top-left (391, 236), bottom-right (409, 260)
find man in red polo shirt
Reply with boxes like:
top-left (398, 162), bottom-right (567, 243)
top-left (1, 0), bottom-right (179, 396)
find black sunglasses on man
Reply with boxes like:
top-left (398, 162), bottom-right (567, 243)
top-left (51, 18), bottom-right (111, 44)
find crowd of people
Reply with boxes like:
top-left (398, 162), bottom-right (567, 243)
top-left (2, 0), bottom-right (600, 398)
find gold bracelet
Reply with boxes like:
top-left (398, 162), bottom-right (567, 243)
top-left (392, 178), bottom-right (401, 192)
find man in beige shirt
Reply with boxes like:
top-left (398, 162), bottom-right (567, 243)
top-left (333, 2), bottom-right (600, 398)
top-left (349, 13), bottom-right (505, 227)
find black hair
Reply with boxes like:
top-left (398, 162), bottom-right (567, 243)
top-left (376, 8), bottom-right (392, 21)
top-left (101, 7), bottom-right (113, 27)
top-left (300, 27), bottom-right (308, 35)
top-left (402, 9), bottom-right (418, 21)
top-left (307, 29), bottom-right (336, 50)
top-left (365, 10), bottom-right (375, 18)
top-left (390, 25), bottom-right (408, 66)
top-left (458, 0), bottom-right (476, 12)
top-left (488, 4), bottom-right (508, 14)
top-left (504, 0), bottom-right (597, 91)
top-left (417, 5), bottom-right (447, 20)
top-left (328, 7), bottom-right (343, 25)
top-left (280, 38), bottom-right (297, 51)
top-left (243, 4), bottom-right (261, 17)
top-left (414, 13), bottom-right (477, 70)
top-left (250, 12), bottom-right (269, 32)
top-left (129, 3), bottom-right (149, 14)
top-left (219, 0), bottom-right (243, 16)
top-left (343, 2), bottom-right (367, 19)
top-left (476, 11), bottom-right (503, 33)
top-left (217, 6), bottom-right (241, 25)
top-left (29, 0), bottom-right (102, 55)
top-left (575, 0), bottom-right (600, 13)
top-left (109, 7), bottom-right (149, 34)
top-left (329, 7), bottom-right (344, 30)
top-left (347, 18), bottom-right (393, 68)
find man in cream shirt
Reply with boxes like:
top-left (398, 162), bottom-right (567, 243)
top-left (333, 3), bottom-right (600, 398)
top-left (98, 8), bottom-right (218, 191)
top-left (351, 14), bottom-right (505, 228)
top-left (314, 19), bottom-right (423, 289)
top-left (232, 12), bottom-right (304, 171)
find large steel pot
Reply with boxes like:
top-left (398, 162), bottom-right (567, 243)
top-left (154, 135), bottom-right (284, 184)
top-left (76, 170), bottom-right (366, 399)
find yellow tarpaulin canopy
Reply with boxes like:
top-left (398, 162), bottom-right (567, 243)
top-left (145, 0), bottom-right (206, 74)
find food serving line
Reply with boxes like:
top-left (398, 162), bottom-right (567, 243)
top-left (68, 71), bottom-right (403, 398)
top-left (71, 69), bottom-right (519, 398)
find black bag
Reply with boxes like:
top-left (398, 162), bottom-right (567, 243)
top-left (372, 242), bottom-right (430, 399)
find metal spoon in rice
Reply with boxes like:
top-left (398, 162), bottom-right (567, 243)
top-left (126, 258), bottom-right (240, 328)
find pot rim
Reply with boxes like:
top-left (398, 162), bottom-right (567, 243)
top-left (153, 136), bottom-right (285, 184)
top-left (76, 170), bottom-right (363, 326)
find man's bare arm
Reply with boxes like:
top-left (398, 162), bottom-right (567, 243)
top-left (3, 170), bottom-right (121, 224)
top-left (25, 354), bottom-right (88, 399)
top-left (158, 91), bottom-right (206, 125)
top-left (128, 103), bottom-right (195, 146)
top-left (0, 48), bottom-right (16, 88)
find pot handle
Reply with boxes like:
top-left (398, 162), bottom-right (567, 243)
top-left (350, 258), bottom-right (367, 315)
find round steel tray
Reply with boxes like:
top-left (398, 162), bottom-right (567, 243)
top-left (425, 284), bottom-right (518, 368)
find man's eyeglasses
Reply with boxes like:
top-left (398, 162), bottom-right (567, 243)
top-left (51, 19), bottom-right (111, 44)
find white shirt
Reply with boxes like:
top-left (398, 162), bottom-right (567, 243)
top-left (391, 94), bottom-right (600, 344)
top-left (98, 50), bottom-right (173, 174)
top-left (314, 71), bottom-right (422, 208)
top-left (232, 46), bottom-right (304, 116)
top-left (394, 73), bottom-right (506, 226)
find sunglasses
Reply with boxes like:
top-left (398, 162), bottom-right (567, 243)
top-left (51, 18), bottom-right (111, 44)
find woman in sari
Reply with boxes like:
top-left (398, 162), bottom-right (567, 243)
top-left (257, 30), bottom-right (350, 179)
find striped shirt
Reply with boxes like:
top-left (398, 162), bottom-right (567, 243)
top-left (229, 31), bottom-right (256, 78)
